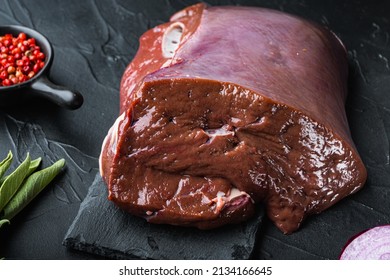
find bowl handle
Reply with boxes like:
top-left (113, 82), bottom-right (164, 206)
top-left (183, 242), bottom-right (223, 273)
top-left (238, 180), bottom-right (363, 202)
top-left (30, 75), bottom-right (83, 110)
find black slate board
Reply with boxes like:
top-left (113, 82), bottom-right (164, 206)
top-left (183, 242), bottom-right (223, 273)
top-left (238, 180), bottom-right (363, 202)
top-left (63, 173), bottom-right (264, 260)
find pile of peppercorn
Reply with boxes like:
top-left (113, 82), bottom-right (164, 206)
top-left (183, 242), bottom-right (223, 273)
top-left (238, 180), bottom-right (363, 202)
top-left (0, 32), bottom-right (45, 87)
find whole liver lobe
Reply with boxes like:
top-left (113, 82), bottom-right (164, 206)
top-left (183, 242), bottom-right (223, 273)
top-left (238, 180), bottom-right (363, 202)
top-left (100, 3), bottom-right (367, 234)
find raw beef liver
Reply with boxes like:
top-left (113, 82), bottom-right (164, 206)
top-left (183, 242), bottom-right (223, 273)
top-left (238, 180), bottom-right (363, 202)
top-left (99, 3), bottom-right (367, 234)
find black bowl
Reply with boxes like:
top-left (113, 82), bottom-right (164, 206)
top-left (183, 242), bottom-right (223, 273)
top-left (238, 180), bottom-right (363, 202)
top-left (0, 25), bottom-right (83, 110)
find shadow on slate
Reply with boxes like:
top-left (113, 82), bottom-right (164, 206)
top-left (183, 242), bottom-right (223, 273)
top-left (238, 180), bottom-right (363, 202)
top-left (63, 173), bottom-right (265, 260)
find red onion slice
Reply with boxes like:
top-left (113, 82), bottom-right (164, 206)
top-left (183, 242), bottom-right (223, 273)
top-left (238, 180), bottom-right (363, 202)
top-left (340, 225), bottom-right (390, 260)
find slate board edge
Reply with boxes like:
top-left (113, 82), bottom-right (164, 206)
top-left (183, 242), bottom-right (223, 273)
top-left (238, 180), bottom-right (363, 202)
top-left (62, 173), bottom-right (147, 260)
top-left (63, 238), bottom-right (142, 260)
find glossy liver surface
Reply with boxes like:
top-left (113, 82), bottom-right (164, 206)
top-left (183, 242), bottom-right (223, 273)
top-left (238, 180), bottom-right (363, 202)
top-left (100, 4), bottom-right (367, 234)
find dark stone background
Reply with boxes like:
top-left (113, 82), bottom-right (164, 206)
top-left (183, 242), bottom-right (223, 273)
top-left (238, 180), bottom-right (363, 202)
top-left (0, 0), bottom-right (389, 259)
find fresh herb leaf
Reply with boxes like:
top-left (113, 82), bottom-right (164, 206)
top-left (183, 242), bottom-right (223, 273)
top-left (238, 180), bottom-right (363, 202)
top-left (0, 219), bottom-right (9, 229)
top-left (0, 157), bottom-right (41, 186)
top-left (1, 159), bottom-right (65, 220)
top-left (0, 154), bottom-right (31, 212)
top-left (26, 157), bottom-right (42, 177)
top-left (0, 151), bottom-right (13, 181)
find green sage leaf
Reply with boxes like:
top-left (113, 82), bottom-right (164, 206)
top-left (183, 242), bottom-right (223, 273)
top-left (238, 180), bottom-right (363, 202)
top-left (26, 157), bottom-right (42, 177)
top-left (0, 219), bottom-right (9, 229)
top-left (0, 151), bottom-right (13, 181)
top-left (0, 157), bottom-right (41, 186)
top-left (1, 159), bottom-right (65, 220)
top-left (0, 154), bottom-right (31, 212)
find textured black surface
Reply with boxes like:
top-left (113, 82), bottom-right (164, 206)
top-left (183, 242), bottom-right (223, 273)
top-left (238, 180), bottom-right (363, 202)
top-left (0, 0), bottom-right (390, 260)
top-left (63, 174), bottom-right (264, 260)
top-left (0, 114), bottom-right (98, 259)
